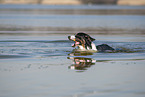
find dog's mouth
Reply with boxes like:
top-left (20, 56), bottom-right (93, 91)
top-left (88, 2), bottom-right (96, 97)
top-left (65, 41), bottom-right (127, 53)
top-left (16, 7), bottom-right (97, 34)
top-left (72, 41), bottom-right (81, 47)
top-left (68, 35), bottom-right (80, 47)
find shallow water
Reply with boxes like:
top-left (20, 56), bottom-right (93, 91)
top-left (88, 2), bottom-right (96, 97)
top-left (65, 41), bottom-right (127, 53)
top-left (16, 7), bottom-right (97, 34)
top-left (0, 31), bottom-right (145, 97)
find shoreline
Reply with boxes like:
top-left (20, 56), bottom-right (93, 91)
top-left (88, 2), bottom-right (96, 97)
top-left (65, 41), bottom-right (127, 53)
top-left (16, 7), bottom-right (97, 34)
top-left (0, 0), bottom-right (145, 6)
top-left (1, 8), bottom-right (145, 15)
top-left (0, 30), bottom-right (145, 35)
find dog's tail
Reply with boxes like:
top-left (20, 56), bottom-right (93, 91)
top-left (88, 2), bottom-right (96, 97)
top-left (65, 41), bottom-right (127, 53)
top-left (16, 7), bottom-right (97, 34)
top-left (96, 44), bottom-right (115, 52)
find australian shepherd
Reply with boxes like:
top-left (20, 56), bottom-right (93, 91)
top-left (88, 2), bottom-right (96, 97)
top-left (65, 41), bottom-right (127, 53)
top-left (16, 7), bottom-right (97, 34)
top-left (68, 32), bottom-right (115, 52)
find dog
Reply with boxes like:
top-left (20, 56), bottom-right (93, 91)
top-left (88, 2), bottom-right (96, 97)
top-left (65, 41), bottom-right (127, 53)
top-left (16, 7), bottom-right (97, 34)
top-left (68, 32), bottom-right (115, 52)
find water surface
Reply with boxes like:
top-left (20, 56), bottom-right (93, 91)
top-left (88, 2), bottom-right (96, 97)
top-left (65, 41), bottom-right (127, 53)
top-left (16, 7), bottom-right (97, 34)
top-left (0, 31), bottom-right (145, 97)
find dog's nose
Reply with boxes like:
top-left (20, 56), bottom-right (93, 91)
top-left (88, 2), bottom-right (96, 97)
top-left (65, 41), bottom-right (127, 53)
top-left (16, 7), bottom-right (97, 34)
top-left (68, 36), bottom-right (70, 40)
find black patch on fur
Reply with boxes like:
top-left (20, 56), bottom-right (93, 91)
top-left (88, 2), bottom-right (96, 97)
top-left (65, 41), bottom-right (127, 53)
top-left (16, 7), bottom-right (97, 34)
top-left (75, 32), bottom-right (95, 49)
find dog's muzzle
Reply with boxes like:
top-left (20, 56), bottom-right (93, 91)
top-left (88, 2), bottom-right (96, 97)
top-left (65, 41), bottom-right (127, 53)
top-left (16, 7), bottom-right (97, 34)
top-left (68, 35), bottom-right (75, 41)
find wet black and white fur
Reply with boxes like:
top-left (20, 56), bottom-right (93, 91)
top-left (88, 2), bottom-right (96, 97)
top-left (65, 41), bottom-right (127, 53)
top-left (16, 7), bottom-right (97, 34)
top-left (68, 32), bottom-right (115, 52)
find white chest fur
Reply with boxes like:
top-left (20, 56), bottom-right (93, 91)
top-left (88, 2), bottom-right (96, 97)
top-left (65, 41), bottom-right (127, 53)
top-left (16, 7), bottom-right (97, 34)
top-left (78, 42), bottom-right (97, 51)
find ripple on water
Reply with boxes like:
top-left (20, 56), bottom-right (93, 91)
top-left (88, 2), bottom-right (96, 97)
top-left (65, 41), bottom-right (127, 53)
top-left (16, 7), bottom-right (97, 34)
top-left (0, 37), bottom-right (145, 60)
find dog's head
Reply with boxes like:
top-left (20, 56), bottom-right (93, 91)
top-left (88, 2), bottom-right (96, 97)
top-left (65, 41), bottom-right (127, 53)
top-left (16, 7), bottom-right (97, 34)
top-left (68, 32), bottom-right (95, 50)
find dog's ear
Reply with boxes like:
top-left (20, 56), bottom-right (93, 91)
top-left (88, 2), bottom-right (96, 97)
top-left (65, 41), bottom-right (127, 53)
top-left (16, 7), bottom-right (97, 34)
top-left (84, 35), bottom-right (95, 42)
top-left (83, 35), bottom-right (95, 49)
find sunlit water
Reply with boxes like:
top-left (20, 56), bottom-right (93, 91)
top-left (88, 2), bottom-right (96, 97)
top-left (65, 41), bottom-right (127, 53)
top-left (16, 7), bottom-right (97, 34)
top-left (0, 4), bottom-right (145, 97)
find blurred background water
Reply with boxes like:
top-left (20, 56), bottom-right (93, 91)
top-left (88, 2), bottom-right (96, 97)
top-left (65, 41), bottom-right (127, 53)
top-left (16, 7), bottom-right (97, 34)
top-left (0, 4), bottom-right (145, 32)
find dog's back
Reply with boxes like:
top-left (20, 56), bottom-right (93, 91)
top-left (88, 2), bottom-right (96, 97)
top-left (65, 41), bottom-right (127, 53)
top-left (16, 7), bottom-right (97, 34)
top-left (96, 44), bottom-right (115, 52)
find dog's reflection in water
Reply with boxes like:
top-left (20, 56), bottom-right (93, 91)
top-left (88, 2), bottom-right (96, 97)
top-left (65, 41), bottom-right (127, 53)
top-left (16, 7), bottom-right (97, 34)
top-left (68, 57), bottom-right (96, 70)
